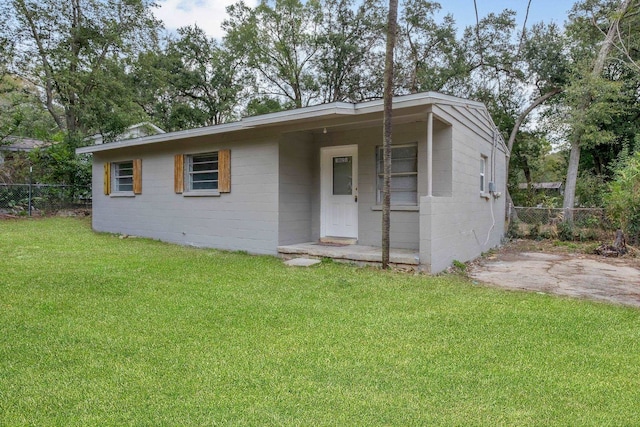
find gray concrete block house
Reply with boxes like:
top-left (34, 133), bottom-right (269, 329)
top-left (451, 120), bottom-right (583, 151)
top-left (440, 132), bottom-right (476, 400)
top-left (77, 92), bottom-right (508, 273)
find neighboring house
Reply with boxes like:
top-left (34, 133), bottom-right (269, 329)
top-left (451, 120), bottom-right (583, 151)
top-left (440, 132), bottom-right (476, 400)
top-left (517, 181), bottom-right (564, 196)
top-left (0, 137), bottom-right (49, 164)
top-left (77, 92), bottom-right (508, 273)
top-left (92, 122), bottom-right (165, 145)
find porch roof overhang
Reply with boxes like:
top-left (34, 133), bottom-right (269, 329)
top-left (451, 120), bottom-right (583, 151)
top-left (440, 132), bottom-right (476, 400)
top-left (76, 92), bottom-right (488, 155)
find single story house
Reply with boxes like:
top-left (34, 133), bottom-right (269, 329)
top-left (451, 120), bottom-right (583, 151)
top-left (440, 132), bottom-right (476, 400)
top-left (77, 92), bottom-right (508, 273)
top-left (517, 181), bottom-right (564, 196)
top-left (0, 137), bottom-right (49, 164)
top-left (91, 122), bottom-right (165, 145)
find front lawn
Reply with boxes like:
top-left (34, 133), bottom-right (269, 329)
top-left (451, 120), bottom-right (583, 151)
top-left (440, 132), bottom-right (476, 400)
top-left (1, 218), bottom-right (639, 425)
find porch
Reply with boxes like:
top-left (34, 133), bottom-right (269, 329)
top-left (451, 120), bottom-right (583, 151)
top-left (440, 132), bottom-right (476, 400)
top-left (277, 242), bottom-right (421, 270)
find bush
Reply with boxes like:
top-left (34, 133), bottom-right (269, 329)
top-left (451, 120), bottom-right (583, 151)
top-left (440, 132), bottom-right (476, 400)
top-left (605, 151), bottom-right (640, 245)
top-left (557, 221), bottom-right (575, 241)
top-left (507, 219), bottom-right (524, 239)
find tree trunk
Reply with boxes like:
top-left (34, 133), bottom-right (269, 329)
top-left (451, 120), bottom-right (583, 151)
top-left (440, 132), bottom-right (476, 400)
top-left (504, 85), bottom-right (561, 221)
top-left (595, 229), bottom-right (627, 256)
top-left (562, 0), bottom-right (634, 220)
top-left (563, 141), bottom-right (581, 221)
top-left (382, 0), bottom-right (398, 269)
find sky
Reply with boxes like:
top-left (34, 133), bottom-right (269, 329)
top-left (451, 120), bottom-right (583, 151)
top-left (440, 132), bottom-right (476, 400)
top-left (153, 0), bottom-right (579, 40)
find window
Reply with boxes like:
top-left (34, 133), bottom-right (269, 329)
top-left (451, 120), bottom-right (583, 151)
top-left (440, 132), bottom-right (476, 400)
top-left (174, 150), bottom-right (231, 195)
top-left (103, 159), bottom-right (141, 195)
top-left (376, 143), bottom-right (418, 205)
top-left (480, 155), bottom-right (487, 193)
top-left (187, 152), bottom-right (219, 191)
top-left (114, 161), bottom-right (134, 192)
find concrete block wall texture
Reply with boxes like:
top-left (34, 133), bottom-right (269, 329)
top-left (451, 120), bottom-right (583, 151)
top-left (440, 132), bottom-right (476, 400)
top-left (419, 106), bottom-right (507, 273)
top-left (93, 136), bottom-right (281, 255)
top-left (278, 132), bottom-right (314, 245)
top-left (87, 94), bottom-right (506, 272)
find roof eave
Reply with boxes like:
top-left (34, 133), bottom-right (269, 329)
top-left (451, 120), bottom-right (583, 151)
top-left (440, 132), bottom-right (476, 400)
top-left (76, 92), bottom-right (492, 155)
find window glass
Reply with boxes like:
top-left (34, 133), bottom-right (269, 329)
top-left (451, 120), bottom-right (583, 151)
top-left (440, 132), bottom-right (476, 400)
top-left (114, 161), bottom-right (134, 192)
top-left (480, 156), bottom-right (487, 192)
top-left (333, 156), bottom-right (352, 195)
top-left (188, 152), bottom-right (219, 191)
top-left (377, 144), bottom-right (418, 205)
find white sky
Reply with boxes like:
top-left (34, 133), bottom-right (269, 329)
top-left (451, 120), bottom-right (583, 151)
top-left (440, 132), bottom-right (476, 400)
top-left (154, 0), bottom-right (259, 39)
top-left (154, 0), bottom-right (578, 39)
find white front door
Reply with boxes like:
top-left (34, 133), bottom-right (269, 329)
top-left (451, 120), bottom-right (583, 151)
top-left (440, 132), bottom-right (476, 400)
top-left (321, 145), bottom-right (358, 239)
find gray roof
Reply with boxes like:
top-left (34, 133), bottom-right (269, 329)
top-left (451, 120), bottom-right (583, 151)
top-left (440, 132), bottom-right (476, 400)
top-left (517, 182), bottom-right (564, 190)
top-left (77, 92), bottom-right (496, 155)
top-left (2, 137), bottom-right (49, 152)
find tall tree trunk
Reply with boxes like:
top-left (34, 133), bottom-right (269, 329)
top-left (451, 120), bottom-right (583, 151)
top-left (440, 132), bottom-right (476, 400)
top-left (563, 0), bottom-right (634, 220)
top-left (382, 0), bottom-right (398, 269)
top-left (505, 87), bottom-right (562, 219)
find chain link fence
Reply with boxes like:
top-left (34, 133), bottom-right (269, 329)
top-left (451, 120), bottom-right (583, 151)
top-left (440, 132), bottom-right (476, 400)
top-left (0, 184), bottom-right (91, 216)
top-left (508, 206), bottom-right (612, 241)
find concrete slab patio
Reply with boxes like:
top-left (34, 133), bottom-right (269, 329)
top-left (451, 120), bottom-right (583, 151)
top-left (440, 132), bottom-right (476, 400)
top-left (278, 242), bottom-right (420, 269)
top-left (470, 249), bottom-right (640, 308)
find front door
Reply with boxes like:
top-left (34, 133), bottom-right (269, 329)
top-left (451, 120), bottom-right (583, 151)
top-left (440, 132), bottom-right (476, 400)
top-left (321, 145), bottom-right (358, 239)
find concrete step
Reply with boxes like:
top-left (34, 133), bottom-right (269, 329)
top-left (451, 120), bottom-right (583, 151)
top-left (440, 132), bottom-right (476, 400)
top-left (319, 236), bottom-right (357, 245)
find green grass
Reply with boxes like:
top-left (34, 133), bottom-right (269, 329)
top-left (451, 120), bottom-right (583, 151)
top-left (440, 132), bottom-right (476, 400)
top-left (1, 218), bottom-right (639, 426)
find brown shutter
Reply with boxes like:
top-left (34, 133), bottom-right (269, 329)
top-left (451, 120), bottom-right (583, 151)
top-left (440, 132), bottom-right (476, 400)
top-left (218, 149), bottom-right (231, 193)
top-left (103, 162), bottom-right (111, 195)
top-left (174, 154), bottom-right (184, 193)
top-left (133, 159), bottom-right (142, 194)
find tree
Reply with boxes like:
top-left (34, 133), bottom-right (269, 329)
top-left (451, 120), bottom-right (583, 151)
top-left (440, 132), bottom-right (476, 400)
top-left (382, 0), bottom-right (398, 269)
top-left (562, 0), bottom-right (637, 218)
top-left (605, 150), bottom-right (640, 244)
top-left (224, 0), bottom-right (323, 108)
top-left (0, 75), bottom-right (57, 143)
top-left (168, 26), bottom-right (248, 126)
top-left (313, 0), bottom-right (385, 103)
top-left (395, 0), bottom-right (459, 94)
top-left (4, 0), bottom-right (162, 137)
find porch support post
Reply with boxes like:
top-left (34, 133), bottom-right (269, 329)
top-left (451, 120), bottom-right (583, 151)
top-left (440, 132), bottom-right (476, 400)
top-left (427, 111), bottom-right (433, 197)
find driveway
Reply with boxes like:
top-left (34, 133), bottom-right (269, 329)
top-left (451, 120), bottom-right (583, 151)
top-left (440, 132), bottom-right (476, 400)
top-left (469, 242), bottom-right (640, 308)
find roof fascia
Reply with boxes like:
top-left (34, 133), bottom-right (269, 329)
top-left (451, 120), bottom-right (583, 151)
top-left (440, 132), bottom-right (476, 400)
top-left (76, 92), bottom-right (490, 155)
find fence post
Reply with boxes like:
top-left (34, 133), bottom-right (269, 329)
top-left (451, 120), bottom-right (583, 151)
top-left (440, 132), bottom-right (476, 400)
top-left (28, 166), bottom-right (32, 217)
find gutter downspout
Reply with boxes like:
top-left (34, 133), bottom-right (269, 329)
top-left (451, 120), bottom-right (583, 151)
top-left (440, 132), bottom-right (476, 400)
top-left (427, 111), bottom-right (433, 197)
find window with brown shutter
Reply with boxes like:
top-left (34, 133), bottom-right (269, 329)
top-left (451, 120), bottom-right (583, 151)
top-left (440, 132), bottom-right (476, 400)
top-left (174, 154), bottom-right (184, 193)
top-left (104, 162), bottom-right (111, 195)
top-left (107, 160), bottom-right (142, 195)
top-left (178, 150), bottom-right (230, 195)
top-left (133, 159), bottom-right (142, 194)
top-left (218, 149), bottom-right (231, 193)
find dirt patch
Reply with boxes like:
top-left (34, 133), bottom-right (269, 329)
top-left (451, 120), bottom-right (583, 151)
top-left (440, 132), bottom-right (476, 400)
top-left (469, 239), bottom-right (640, 308)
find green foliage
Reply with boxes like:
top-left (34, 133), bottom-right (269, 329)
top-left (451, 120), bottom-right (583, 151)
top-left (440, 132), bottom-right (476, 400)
top-left (396, 0), bottom-right (459, 93)
top-left (29, 135), bottom-right (91, 196)
top-left (223, 0), bottom-right (324, 108)
top-left (0, 152), bottom-right (34, 184)
top-left (0, 76), bottom-right (56, 142)
top-left (574, 172), bottom-right (607, 207)
top-left (564, 72), bottom-right (624, 149)
top-left (507, 219), bottom-right (524, 239)
top-left (605, 150), bottom-right (640, 244)
top-left (131, 24), bottom-right (250, 131)
top-left (557, 220), bottom-right (575, 242)
top-left (313, 0), bottom-right (385, 102)
top-left (245, 96), bottom-right (294, 116)
top-left (3, 0), bottom-right (161, 135)
top-left (451, 259), bottom-right (467, 272)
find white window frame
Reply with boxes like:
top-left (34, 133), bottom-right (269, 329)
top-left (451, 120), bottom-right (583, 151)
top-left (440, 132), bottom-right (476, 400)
top-left (185, 152), bottom-right (219, 194)
top-left (376, 143), bottom-right (419, 206)
top-left (480, 155), bottom-right (488, 195)
top-left (113, 161), bottom-right (134, 193)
